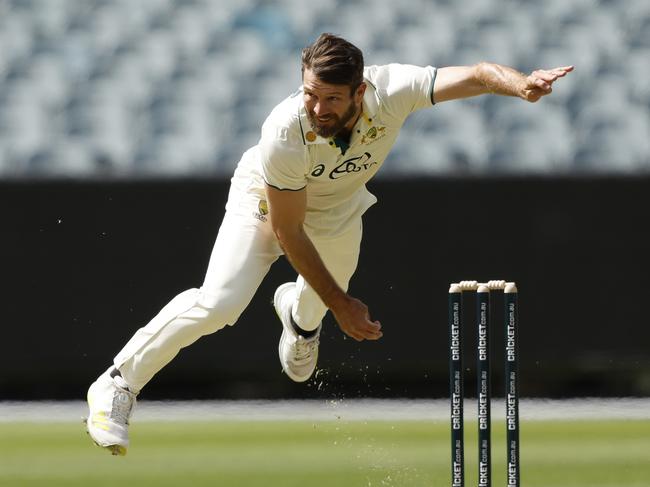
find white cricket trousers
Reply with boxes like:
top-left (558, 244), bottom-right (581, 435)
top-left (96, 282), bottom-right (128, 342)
top-left (112, 201), bottom-right (363, 392)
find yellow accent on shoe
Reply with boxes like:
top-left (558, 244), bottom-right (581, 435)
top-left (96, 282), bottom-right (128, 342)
top-left (91, 412), bottom-right (111, 431)
top-left (84, 422), bottom-right (128, 456)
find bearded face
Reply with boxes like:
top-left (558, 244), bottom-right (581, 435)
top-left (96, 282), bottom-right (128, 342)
top-left (306, 98), bottom-right (358, 138)
top-left (302, 68), bottom-right (366, 138)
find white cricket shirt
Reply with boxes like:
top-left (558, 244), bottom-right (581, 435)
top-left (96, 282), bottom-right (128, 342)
top-left (229, 63), bottom-right (437, 238)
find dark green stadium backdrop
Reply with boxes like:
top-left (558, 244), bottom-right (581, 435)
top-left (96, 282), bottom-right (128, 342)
top-left (1, 177), bottom-right (649, 399)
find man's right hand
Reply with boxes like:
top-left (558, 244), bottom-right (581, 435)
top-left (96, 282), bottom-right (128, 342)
top-left (331, 295), bottom-right (383, 341)
top-left (265, 184), bottom-right (382, 342)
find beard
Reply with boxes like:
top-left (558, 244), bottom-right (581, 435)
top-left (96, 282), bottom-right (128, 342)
top-left (307, 100), bottom-right (358, 138)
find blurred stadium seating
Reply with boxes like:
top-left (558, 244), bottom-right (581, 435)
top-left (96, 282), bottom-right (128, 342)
top-left (0, 0), bottom-right (648, 177)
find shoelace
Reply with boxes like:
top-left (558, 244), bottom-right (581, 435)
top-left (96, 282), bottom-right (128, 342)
top-left (110, 388), bottom-right (136, 425)
top-left (293, 336), bottom-right (319, 363)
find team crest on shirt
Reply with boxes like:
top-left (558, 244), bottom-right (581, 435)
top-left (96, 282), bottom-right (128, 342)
top-left (253, 199), bottom-right (268, 222)
top-left (361, 125), bottom-right (386, 145)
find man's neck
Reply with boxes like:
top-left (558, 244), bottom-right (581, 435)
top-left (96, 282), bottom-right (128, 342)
top-left (337, 106), bottom-right (363, 143)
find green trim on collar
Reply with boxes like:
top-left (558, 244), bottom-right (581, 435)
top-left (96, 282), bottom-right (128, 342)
top-left (430, 67), bottom-right (438, 105)
top-left (332, 136), bottom-right (350, 155)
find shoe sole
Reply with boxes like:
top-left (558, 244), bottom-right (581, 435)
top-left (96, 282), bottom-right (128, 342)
top-left (83, 417), bottom-right (128, 456)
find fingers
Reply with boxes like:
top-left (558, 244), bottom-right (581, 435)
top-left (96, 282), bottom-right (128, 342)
top-left (525, 77), bottom-right (552, 99)
top-left (531, 77), bottom-right (552, 92)
top-left (362, 320), bottom-right (383, 340)
top-left (555, 66), bottom-right (574, 77)
top-left (541, 66), bottom-right (574, 78)
top-left (531, 66), bottom-right (574, 86)
top-left (335, 296), bottom-right (383, 341)
top-left (523, 88), bottom-right (547, 103)
top-left (524, 66), bottom-right (568, 102)
top-left (553, 65), bottom-right (574, 75)
top-left (342, 319), bottom-right (383, 341)
top-left (532, 70), bottom-right (557, 83)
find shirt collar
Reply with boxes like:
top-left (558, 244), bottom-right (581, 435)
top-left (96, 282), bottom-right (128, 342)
top-left (298, 78), bottom-right (379, 146)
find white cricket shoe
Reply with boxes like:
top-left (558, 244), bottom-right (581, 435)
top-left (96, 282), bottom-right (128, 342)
top-left (274, 282), bottom-right (321, 383)
top-left (85, 368), bottom-right (137, 456)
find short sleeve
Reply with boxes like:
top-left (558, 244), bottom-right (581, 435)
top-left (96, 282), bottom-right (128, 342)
top-left (259, 123), bottom-right (308, 191)
top-left (374, 63), bottom-right (437, 120)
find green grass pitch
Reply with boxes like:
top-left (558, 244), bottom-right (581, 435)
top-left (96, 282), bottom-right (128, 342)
top-left (1, 419), bottom-right (649, 486)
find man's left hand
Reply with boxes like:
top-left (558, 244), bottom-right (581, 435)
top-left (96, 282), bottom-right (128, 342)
top-left (522, 65), bottom-right (574, 102)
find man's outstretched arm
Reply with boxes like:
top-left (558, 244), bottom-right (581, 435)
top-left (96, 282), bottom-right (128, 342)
top-left (265, 183), bottom-right (382, 342)
top-left (433, 63), bottom-right (574, 103)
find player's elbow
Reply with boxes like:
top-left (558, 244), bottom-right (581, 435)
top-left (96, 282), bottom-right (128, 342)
top-left (271, 219), bottom-right (304, 247)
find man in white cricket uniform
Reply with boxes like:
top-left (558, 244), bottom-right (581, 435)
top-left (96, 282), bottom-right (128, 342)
top-left (86, 33), bottom-right (572, 455)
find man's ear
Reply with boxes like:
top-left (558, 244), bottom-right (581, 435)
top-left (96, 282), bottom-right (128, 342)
top-left (355, 82), bottom-right (367, 102)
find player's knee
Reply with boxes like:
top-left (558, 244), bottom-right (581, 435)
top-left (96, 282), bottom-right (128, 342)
top-left (195, 291), bottom-right (245, 333)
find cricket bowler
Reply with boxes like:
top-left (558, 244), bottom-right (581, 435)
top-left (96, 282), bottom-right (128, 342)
top-left (86, 33), bottom-right (572, 455)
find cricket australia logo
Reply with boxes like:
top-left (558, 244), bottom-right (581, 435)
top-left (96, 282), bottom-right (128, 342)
top-left (253, 199), bottom-right (268, 222)
top-left (361, 125), bottom-right (386, 145)
top-left (329, 152), bottom-right (378, 180)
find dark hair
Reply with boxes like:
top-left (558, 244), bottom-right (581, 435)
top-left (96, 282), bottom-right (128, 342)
top-left (301, 33), bottom-right (364, 94)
